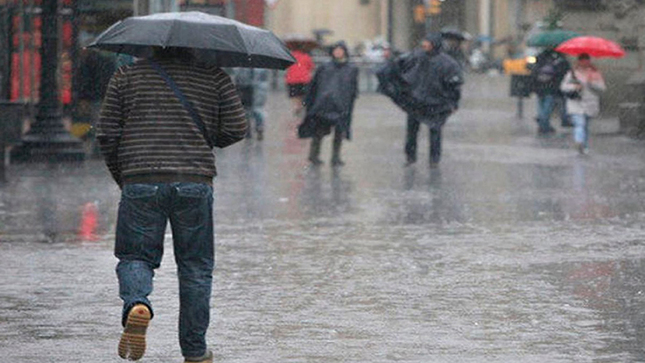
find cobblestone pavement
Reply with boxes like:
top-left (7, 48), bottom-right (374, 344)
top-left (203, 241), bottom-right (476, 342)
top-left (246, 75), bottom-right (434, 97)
top-left (2, 74), bottom-right (645, 362)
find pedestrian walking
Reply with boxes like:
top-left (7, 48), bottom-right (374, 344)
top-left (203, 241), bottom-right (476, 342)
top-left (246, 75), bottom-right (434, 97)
top-left (96, 47), bottom-right (247, 363)
top-left (285, 47), bottom-right (315, 116)
top-left (398, 33), bottom-right (463, 167)
top-left (530, 48), bottom-right (572, 135)
top-left (234, 67), bottom-right (270, 140)
top-left (297, 41), bottom-right (359, 166)
top-left (560, 53), bottom-right (606, 154)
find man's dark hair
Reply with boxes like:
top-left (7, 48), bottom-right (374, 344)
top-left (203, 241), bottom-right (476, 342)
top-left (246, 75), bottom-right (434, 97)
top-left (152, 46), bottom-right (195, 62)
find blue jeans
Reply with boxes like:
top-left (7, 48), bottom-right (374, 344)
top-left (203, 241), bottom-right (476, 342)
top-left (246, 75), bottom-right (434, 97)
top-left (115, 182), bottom-right (214, 358)
top-left (570, 113), bottom-right (590, 148)
top-left (537, 94), bottom-right (568, 132)
top-left (244, 106), bottom-right (265, 133)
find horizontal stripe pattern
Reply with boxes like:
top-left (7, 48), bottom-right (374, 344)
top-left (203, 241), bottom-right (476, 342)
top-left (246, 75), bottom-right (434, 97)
top-left (97, 59), bottom-right (247, 185)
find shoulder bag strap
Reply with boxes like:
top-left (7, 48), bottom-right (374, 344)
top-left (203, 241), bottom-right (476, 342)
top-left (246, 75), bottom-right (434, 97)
top-left (149, 60), bottom-right (213, 148)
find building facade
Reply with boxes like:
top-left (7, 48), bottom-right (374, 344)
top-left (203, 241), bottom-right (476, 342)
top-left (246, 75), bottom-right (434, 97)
top-left (264, 0), bottom-right (392, 51)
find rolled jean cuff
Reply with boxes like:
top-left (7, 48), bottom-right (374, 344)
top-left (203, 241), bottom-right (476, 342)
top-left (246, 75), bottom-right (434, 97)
top-left (122, 301), bottom-right (154, 327)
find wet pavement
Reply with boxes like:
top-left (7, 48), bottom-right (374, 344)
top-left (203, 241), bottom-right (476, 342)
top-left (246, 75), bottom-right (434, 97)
top-left (2, 74), bottom-right (645, 362)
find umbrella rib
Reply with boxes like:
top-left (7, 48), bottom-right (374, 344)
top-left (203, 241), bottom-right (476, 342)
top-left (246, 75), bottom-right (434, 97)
top-left (233, 25), bottom-right (252, 58)
top-left (164, 17), bottom-right (180, 48)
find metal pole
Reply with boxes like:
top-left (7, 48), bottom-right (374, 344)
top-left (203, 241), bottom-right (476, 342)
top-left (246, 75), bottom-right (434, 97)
top-left (28, 0), bottom-right (35, 106)
top-left (0, 6), bottom-right (10, 100)
top-left (10, 0), bottom-right (85, 162)
top-left (387, 0), bottom-right (393, 45)
top-left (0, 139), bottom-right (5, 183)
top-left (17, 0), bottom-right (24, 102)
top-left (0, 112), bottom-right (5, 180)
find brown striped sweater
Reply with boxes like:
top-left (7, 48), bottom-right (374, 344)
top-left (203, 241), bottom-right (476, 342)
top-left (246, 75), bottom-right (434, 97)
top-left (97, 58), bottom-right (247, 186)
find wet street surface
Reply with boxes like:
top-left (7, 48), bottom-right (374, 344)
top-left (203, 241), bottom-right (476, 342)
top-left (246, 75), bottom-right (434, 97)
top-left (2, 74), bottom-right (645, 362)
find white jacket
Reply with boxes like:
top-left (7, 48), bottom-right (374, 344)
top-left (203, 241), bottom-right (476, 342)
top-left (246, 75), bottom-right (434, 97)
top-left (560, 67), bottom-right (606, 117)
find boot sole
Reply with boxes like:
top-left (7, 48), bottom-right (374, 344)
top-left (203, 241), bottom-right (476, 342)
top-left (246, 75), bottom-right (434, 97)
top-left (118, 305), bottom-right (151, 361)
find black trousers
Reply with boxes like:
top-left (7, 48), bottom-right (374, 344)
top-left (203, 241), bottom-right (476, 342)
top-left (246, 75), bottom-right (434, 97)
top-left (405, 113), bottom-right (448, 163)
top-left (309, 127), bottom-right (343, 162)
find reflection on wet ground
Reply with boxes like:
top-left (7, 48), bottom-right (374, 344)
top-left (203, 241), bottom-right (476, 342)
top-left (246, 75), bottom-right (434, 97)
top-left (2, 75), bottom-right (645, 362)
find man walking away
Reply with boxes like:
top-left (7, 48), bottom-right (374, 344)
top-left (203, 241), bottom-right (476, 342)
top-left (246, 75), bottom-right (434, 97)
top-left (403, 33), bottom-right (463, 167)
top-left (97, 47), bottom-right (247, 363)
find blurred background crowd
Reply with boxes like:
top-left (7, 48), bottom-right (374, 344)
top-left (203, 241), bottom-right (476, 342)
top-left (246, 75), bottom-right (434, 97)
top-left (1, 0), bottom-right (645, 163)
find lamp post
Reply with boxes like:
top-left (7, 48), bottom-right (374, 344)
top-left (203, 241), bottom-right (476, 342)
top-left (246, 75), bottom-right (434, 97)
top-left (11, 0), bottom-right (85, 162)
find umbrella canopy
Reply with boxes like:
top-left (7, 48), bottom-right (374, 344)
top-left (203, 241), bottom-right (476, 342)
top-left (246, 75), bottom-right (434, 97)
top-left (87, 11), bottom-right (295, 69)
top-left (527, 29), bottom-right (580, 48)
top-left (441, 27), bottom-right (467, 41)
top-left (555, 36), bottom-right (626, 58)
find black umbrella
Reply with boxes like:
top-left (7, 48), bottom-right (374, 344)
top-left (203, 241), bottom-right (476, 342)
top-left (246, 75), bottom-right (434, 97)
top-left (440, 27), bottom-right (468, 41)
top-left (87, 11), bottom-right (295, 70)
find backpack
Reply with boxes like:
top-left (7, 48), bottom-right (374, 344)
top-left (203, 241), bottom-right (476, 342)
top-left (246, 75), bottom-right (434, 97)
top-left (535, 62), bottom-right (556, 84)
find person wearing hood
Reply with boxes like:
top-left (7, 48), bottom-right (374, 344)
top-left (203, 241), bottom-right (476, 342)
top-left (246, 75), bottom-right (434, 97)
top-left (403, 33), bottom-right (463, 167)
top-left (298, 41), bottom-right (359, 166)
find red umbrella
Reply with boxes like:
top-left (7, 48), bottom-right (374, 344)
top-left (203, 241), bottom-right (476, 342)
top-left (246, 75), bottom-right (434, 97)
top-left (555, 36), bottom-right (626, 58)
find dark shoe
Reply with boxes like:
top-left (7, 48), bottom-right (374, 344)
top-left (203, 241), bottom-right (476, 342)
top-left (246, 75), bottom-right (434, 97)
top-left (331, 159), bottom-right (345, 167)
top-left (561, 120), bottom-right (574, 128)
top-left (184, 350), bottom-right (213, 363)
top-left (405, 156), bottom-right (416, 167)
top-left (118, 304), bottom-right (151, 361)
top-left (308, 157), bottom-right (323, 166)
top-left (575, 142), bottom-right (589, 155)
top-left (538, 127), bottom-right (556, 136)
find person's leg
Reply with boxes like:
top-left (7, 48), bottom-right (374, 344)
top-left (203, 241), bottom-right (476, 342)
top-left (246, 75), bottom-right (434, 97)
top-left (429, 126), bottom-right (442, 165)
top-left (405, 115), bottom-right (421, 164)
top-left (291, 97), bottom-right (302, 115)
top-left (309, 135), bottom-right (323, 165)
top-left (570, 113), bottom-right (586, 153)
top-left (558, 95), bottom-right (573, 127)
top-left (169, 183), bottom-right (215, 359)
top-left (537, 94), bottom-right (556, 133)
top-left (331, 127), bottom-right (344, 166)
top-left (253, 107), bottom-right (266, 140)
top-left (115, 183), bottom-right (168, 360)
top-left (244, 107), bottom-right (253, 138)
top-left (584, 115), bottom-right (591, 149)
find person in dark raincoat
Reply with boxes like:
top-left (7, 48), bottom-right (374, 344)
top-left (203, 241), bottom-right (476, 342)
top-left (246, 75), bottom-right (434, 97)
top-left (443, 37), bottom-right (467, 69)
top-left (378, 33), bottom-right (463, 167)
top-left (298, 41), bottom-right (359, 166)
top-left (530, 48), bottom-right (571, 134)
